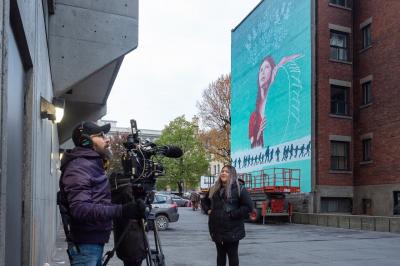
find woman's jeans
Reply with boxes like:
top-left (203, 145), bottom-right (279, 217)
top-left (67, 243), bottom-right (104, 266)
top-left (215, 241), bottom-right (239, 266)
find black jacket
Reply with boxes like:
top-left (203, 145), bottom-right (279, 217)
top-left (202, 183), bottom-right (253, 243)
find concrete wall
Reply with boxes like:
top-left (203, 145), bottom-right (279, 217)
top-left (1, 1), bottom-right (138, 265)
top-left (286, 193), bottom-right (312, 213)
top-left (0, 1), bottom-right (6, 265)
top-left (0, 1), bottom-right (60, 265)
top-left (293, 213), bottom-right (400, 233)
top-left (353, 184), bottom-right (400, 216)
top-left (49, 0), bottom-right (138, 95)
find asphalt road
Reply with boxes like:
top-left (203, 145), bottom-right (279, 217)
top-left (53, 207), bottom-right (400, 266)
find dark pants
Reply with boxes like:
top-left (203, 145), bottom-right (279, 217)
top-left (123, 259), bottom-right (143, 266)
top-left (215, 241), bottom-right (239, 266)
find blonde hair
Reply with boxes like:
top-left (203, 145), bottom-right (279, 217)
top-left (209, 165), bottom-right (240, 199)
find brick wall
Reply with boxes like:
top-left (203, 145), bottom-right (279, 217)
top-left (313, 0), bottom-right (400, 215)
top-left (353, 0), bottom-right (400, 186)
top-left (316, 0), bottom-right (354, 187)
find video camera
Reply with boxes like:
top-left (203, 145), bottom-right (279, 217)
top-left (117, 119), bottom-right (183, 201)
top-left (105, 119), bottom-right (182, 266)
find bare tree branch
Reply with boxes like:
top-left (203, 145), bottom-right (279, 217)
top-left (197, 74), bottom-right (231, 163)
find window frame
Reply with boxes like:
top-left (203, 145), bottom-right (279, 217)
top-left (362, 81), bottom-right (372, 105)
top-left (361, 24), bottom-right (372, 49)
top-left (330, 85), bottom-right (349, 116)
top-left (329, 0), bottom-right (352, 8)
top-left (394, 191), bottom-right (400, 215)
top-left (330, 141), bottom-right (350, 171)
top-left (330, 30), bottom-right (349, 61)
top-left (362, 138), bottom-right (372, 162)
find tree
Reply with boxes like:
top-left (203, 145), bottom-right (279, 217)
top-left (155, 116), bottom-right (209, 191)
top-left (197, 74), bottom-right (231, 163)
top-left (107, 132), bottom-right (129, 173)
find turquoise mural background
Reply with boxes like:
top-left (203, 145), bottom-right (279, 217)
top-left (231, 0), bottom-right (311, 192)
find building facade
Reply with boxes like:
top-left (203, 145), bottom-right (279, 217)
top-left (231, 0), bottom-right (400, 217)
top-left (100, 119), bottom-right (162, 142)
top-left (0, 1), bottom-right (138, 265)
top-left (315, 0), bottom-right (400, 216)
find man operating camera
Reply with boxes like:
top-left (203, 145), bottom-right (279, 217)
top-left (58, 121), bottom-right (146, 266)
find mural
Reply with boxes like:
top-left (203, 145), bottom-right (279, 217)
top-left (231, 0), bottom-right (311, 192)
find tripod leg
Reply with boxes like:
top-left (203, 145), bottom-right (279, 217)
top-left (152, 224), bottom-right (165, 266)
top-left (153, 225), bottom-right (164, 255)
top-left (140, 219), bottom-right (154, 266)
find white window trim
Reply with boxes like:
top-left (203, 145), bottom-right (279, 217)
top-left (360, 133), bottom-right (373, 140)
top-left (329, 79), bottom-right (352, 87)
top-left (360, 74), bottom-right (373, 84)
top-left (329, 135), bottom-right (352, 142)
top-left (360, 17), bottom-right (372, 29)
top-left (329, 24), bottom-right (352, 33)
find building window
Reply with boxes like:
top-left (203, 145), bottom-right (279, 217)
top-left (213, 165), bottom-right (217, 175)
top-left (362, 81), bottom-right (372, 105)
top-left (321, 197), bottom-right (352, 213)
top-left (362, 138), bottom-right (372, 161)
top-left (394, 192), bottom-right (400, 215)
top-left (329, 0), bottom-right (351, 8)
top-left (331, 141), bottom-right (350, 170)
top-left (330, 31), bottom-right (349, 61)
top-left (362, 24), bottom-right (371, 49)
top-left (331, 85), bottom-right (349, 115)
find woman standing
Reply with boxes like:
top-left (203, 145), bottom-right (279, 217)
top-left (202, 165), bottom-right (253, 266)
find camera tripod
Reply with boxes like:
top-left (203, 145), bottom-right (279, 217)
top-left (142, 218), bottom-right (165, 266)
top-left (102, 217), bottom-right (165, 266)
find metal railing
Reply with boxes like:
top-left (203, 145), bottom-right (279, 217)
top-left (238, 168), bottom-right (301, 193)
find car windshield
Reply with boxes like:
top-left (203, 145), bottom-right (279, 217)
top-left (154, 194), bottom-right (172, 204)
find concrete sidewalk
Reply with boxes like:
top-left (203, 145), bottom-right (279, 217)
top-left (51, 208), bottom-right (400, 266)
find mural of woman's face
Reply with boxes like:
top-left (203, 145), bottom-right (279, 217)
top-left (258, 60), bottom-right (272, 87)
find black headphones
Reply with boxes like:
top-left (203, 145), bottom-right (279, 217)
top-left (78, 122), bottom-right (93, 148)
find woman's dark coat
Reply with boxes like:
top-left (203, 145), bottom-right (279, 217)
top-left (202, 183), bottom-right (253, 243)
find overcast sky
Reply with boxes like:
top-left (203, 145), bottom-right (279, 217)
top-left (103, 0), bottom-right (260, 130)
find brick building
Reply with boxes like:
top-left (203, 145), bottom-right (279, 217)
top-left (314, 0), bottom-right (400, 216)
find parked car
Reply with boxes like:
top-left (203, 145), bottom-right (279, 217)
top-left (156, 190), bottom-right (172, 195)
top-left (148, 194), bottom-right (179, 230)
top-left (170, 194), bottom-right (190, 207)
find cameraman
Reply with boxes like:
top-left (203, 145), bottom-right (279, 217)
top-left (59, 121), bottom-right (146, 266)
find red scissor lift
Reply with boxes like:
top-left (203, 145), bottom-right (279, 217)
top-left (239, 168), bottom-right (300, 223)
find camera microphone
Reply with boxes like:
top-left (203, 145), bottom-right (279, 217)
top-left (159, 145), bottom-right (183, 158)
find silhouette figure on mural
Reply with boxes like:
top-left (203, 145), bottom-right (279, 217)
top-left (282, 146), bottom-right (289, 161)
top-left (264, 146), bottom-right (270, 162)
top-left (275, 147), bottom-right (281, 162)
top-left (299, 144), bottom-right (305, 157)
top-left (305, 141), bottom-right (311, 157)
top-left (269, 148), bottom-right (274, 162)
top-left (289, 144), bottom-right (294, 159)
top-left (294, 145), bottom-right (299, 158)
